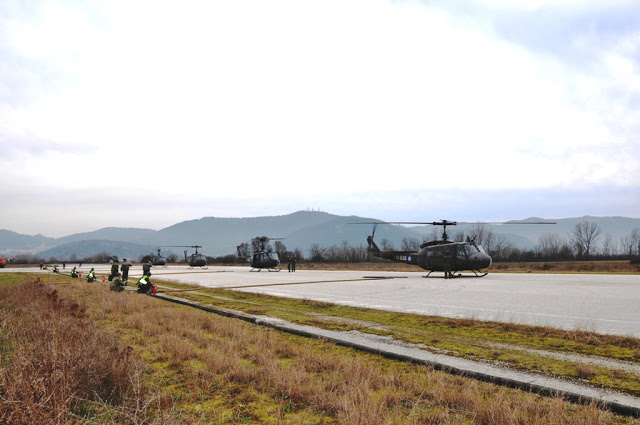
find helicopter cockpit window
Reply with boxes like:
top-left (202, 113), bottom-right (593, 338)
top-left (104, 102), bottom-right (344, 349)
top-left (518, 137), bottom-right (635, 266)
top-left (456, 246), bottom-right (467, 260)
top-left (464, 244), bottom-right (480, 257)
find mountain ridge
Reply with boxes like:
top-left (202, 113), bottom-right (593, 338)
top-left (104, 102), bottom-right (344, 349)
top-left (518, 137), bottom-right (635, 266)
top-left (1, 211), bottom-right (639, 259)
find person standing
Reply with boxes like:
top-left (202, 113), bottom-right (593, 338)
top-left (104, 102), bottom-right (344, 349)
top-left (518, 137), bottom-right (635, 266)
top-left (291, 256), bottom-right (296, 272)
top-left (121, 258), bottom-right (132, 282)
top-left (142, 260), bottom-right (152, 276)
top-left (443, 251), bottom-right (453, 279)
top-left (110, 260), bottom-right (119, 282)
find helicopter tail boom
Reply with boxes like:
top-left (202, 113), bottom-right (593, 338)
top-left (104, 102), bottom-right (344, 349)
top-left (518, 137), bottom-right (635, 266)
top-left (367, 235), bottom-right (417, 265)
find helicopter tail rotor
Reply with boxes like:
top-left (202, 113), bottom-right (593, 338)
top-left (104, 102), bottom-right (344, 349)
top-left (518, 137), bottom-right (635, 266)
top-left (367, 224), bottom-right (381, 253)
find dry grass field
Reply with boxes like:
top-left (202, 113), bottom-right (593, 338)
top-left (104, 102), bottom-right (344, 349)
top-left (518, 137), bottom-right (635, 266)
top-left (1, 273), bottom-right (640, 424)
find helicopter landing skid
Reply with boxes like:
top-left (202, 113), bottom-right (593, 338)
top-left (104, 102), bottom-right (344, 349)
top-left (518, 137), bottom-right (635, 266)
top-left (422, 271), bottom-right (487, 278)
top-left (250, 268), bottom-right (280, 272)
top-left (189, 266), bottom-right (208, 270)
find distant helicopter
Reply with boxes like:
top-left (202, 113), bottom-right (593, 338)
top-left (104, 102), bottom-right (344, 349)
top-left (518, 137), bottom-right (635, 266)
top-left (165, 245), bottom-right (208, 269)
top-left (151, 249), bottom-right (167, 266)
top-left (359, 220), bottom-right (555, 278)
top-left (237, 236), bottom-right (283, 272)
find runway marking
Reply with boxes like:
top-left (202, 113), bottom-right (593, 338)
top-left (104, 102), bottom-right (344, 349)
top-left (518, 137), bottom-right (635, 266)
top-left (223, 278), bottom-right (385, 290)
top-left (154, 278), bottom-right (387, 293)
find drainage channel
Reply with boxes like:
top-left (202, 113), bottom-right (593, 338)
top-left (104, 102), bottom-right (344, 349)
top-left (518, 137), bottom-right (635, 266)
top-left (147, 291), bottom-right (640, 417)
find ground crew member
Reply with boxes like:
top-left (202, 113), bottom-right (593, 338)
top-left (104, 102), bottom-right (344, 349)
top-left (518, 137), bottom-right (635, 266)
top-left (121, 258), bottom-right (132, 282)
top-left (52, 265), bottom-right (59, 273)
top-left (142, 260), bottom-right (152, 276)
top-left (71, 267), bottom-right (79, 278)
top-left (110, 272), bottom-right (125, 292)
top-left (87, 268), bottom-right (96, 282)
top-left (291, 256), bottom-right (296, 272)
top-left (443, 251), bottom-right (453, 279)
top-left (137, 272), bottom-right (152, 294)
top-left (109, 260), bottom-right (119, 281)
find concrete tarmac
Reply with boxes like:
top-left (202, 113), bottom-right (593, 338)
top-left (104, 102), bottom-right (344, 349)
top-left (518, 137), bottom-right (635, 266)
top-left (145, 266), bottom-right (640, 338)
top-left (5, 264), bottom-right (640, 337)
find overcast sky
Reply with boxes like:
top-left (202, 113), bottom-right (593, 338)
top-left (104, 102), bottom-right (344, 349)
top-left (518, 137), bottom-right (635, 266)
top-left (1, 0), bottom-right (639, 238)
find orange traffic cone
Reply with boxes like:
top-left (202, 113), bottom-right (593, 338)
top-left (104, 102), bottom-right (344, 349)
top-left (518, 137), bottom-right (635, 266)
top-left (102, 276), bottom-right (105, 282)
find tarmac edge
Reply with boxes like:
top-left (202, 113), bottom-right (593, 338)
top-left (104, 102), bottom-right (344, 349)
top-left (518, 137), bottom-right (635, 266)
top-left (152, 292), bottom-right (640, 418)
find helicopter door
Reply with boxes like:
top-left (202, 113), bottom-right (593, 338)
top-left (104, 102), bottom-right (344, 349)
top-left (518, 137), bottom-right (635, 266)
top-left (425, 248), bottom-right (442, 269)
top-left (456, 245), bottom-right (468, 269)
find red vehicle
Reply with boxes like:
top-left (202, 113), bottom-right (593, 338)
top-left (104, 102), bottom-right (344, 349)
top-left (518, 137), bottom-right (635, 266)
top-left (0, 257), bottom-right (5, 268)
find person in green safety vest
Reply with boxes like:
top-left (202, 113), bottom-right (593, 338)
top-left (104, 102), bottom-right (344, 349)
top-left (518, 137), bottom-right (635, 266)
top-left (87, 268), bottom-right (96, 282)
top-left (137, 272), bottom-right (152, 294)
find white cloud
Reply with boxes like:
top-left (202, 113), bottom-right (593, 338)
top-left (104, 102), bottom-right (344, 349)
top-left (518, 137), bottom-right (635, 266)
top-left (1, 0), bottom-right (639, 235)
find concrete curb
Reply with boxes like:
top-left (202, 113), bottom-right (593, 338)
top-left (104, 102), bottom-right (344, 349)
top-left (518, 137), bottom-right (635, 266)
top-left (151, 292), bottom-right (640, 418)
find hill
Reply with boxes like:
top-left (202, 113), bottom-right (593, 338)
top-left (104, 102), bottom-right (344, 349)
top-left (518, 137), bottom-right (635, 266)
top-left (1, 212), bottom-right (639, 260)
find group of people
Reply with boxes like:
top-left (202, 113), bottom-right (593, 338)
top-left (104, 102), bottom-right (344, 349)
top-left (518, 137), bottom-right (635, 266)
top-left (52, 259), bottom-right (154, 294)
top-left (287, 256), bottom-right (297, 272)
top-left (107, 259), bottom-right (154, 293)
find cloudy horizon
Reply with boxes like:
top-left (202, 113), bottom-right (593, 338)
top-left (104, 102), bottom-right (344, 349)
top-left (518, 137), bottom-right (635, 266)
top-left (2, 0), bottom-right (639, 238)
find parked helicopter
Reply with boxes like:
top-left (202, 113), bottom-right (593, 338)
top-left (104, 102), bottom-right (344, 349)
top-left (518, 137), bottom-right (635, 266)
top-left (165, 245), bottom-right (208, 269)
top-left (151, 249), bottom-right (167, 266)
top-left (358, 219), bottom-right (555, 278)
top-left (237, 236), bottom-right (284, 272)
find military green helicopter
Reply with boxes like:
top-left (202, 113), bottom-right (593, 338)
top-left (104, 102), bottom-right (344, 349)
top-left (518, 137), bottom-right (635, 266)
top-left (165, 245), bottom-right (207, 269)
top-left (151, 249), bottom-right (167, 266)
top-left (237, 236), bottom-right (284, 272)
top-left (359, 219), bottom-right (554, 278)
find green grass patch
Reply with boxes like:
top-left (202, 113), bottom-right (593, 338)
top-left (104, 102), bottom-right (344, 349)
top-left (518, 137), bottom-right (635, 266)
top-left (152, 280), bottom-right (640, 396)
top-left (2, 273), bottom-right (640, 423)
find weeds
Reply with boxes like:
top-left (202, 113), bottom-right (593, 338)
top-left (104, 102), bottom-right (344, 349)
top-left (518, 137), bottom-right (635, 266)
top-left (1, 274), bottom-right (639, 424)
top-left (0, 277), bottom-right (174, 424)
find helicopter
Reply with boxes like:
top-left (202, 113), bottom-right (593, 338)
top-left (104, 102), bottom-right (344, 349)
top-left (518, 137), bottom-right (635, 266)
top-left (165, 245), bottom-right (208, 269)
top-left (151, 249), bottom-right (167, 266)
top-left (237, 236), bottom-right (284, 272)
top-left (359, 219), bottom-right (555, 278)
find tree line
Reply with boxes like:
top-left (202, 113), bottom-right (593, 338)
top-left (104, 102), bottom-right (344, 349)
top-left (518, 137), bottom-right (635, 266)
top-left (6, 221), bottom-right (640, 265)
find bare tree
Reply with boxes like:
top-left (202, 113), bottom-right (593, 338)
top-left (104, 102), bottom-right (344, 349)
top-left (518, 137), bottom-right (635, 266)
top-left (274, 240), bottom-right (287, 258)
top-left (537, 232), bottom-right (565, 259)
top-left (601, 233), bottom-right (617, 257)
top-left (571, 221), bottom-right (602, 259)
top-left (308, 243), bottom-right (326, 262)
top-left (401, 238), bottom-right (420, 251)
top-left (620, 228), bottom-right (640, 257)
top-left (236, 242), bottom-right (251, 258)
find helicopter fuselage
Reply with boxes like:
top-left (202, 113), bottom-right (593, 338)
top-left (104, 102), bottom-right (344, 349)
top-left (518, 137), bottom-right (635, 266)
top-left (367, 236), bottom-right (492, 276)
top-left (250, 251), bottom-right (280, 271)
top-left (189, 254), bottom-right (207, 268)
